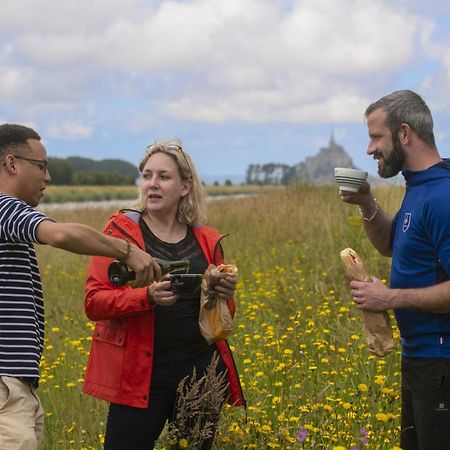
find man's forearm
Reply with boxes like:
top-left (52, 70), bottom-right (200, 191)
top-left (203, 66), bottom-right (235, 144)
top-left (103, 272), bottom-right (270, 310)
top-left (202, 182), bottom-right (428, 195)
top-left (360, 203), bottom-right (393, 257)
top-left (390, 280), bottom-right (450, 313)
top-left (38, 221), bottom-right (130, 259)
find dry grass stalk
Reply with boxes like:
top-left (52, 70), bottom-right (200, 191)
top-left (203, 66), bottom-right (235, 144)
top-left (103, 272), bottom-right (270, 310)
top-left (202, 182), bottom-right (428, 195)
top-left (165, 352), bottom-right (229, 449)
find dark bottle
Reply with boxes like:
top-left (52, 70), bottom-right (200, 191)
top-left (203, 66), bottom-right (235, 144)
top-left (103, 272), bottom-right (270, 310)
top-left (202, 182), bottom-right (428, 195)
top-left (108, 258), bottom-right (190, 287)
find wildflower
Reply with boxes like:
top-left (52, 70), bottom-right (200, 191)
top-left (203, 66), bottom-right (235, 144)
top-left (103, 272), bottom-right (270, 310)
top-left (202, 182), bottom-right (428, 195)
top-left (272, 396), bottom-right (281, 405)
top-left (361, 427), bottom-right (369, 445)
top-left (178, 438), bottom-right (189, 448)
top-left (296, 427), bottom-right (307, 442)
top-left (374, 375), bottom-right (386, 385)
top-left (376, 413), bottom-right (389, 422)
top-left (358, 384), bottom-right (369, 392)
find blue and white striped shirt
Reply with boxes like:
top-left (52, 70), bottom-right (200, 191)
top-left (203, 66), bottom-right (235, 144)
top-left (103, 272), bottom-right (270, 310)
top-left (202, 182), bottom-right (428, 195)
top-left (0, 194), bottom-right (52, 381)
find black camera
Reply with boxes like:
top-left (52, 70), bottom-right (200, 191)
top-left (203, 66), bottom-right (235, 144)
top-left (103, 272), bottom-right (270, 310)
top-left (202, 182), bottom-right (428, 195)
top-left (170, 273), bottom-right (203, 297)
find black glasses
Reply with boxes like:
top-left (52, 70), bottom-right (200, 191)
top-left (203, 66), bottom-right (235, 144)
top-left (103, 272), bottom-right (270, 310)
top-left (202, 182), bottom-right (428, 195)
top-left (145, 143), bottom-right (192, 179)
top-left (13, 155), bottom-right (49, 173)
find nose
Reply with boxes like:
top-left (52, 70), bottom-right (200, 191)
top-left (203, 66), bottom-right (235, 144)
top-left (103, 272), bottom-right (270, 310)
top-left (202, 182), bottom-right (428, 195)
top-left (44, 168), bottom-right (51, 183)
top-left (366, 141), bottom-right (376, 156)
top-left (149, 175), bottom-right (159, 188)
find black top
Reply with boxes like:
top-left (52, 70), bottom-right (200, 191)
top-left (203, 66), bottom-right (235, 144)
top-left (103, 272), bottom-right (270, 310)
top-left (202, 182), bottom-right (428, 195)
top-left (139, 219), bottom-right (211, 363)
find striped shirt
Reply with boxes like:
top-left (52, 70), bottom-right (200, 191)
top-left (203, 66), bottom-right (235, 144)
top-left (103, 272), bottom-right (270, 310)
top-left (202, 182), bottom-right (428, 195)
top-left (0, 194), bottom-right (52, 381)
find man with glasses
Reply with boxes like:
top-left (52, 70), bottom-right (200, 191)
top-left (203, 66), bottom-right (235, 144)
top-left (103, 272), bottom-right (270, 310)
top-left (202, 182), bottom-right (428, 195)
top-left (0, 123), bottom-right (161, 450)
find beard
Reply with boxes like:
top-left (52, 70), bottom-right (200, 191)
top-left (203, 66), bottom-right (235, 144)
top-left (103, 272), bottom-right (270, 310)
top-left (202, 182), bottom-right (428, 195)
top-left (377, 134), bottom-right (406, 178)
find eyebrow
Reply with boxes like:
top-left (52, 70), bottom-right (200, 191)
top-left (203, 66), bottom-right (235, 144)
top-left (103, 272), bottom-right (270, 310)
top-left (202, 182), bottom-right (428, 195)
top-left (142, 168), bottom-right (171, 174)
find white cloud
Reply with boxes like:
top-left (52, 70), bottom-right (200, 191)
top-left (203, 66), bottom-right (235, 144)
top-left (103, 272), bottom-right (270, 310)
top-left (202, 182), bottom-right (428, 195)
top-left (0, 66), bottom-right (34, 103)
top-left (0, 0), bottom-right (445, 129)
top-left (46, 121), bottom-right (92, 139)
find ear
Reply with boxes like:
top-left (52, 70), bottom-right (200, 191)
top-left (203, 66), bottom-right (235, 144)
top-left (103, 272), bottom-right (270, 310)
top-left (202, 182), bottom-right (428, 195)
top-left (3, 154), bottom-right (17, 174)
top-left (180, 179), bottom-right (192, 198)
top-left (398, 123), bottom-right (411, 145)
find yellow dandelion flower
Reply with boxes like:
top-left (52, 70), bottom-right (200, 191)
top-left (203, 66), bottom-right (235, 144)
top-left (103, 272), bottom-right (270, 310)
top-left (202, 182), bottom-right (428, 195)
top-left (376, 413), bottom-right (389, 422)
top-left (178, 438), bottom-right (188, 448)
top-left (374, 375), bottom-right (386, 385)
top-left (358, 383), bottom-right (369, 392)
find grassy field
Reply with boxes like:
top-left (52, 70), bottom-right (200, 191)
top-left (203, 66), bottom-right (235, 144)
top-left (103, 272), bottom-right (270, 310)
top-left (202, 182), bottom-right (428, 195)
top-left (36, 184), bottom-right (405, 449)
top-left (41, 184), bottom-right (279, 203)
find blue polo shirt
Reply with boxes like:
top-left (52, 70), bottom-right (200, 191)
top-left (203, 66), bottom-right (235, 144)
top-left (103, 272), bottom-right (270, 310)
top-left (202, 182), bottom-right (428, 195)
top-left (391, 159), bottom-right (450, 358)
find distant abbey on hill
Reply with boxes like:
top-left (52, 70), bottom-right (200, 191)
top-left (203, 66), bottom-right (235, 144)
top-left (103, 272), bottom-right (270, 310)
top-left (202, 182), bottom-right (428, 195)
top-left (245, 135), bottom-right (358, 185)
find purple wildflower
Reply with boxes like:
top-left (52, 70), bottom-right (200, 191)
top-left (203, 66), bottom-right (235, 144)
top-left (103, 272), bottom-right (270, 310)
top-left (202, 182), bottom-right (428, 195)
top-left (296, 427), bottom-right (307, 442)
top-left (360, 427), bottom-right (369, 446)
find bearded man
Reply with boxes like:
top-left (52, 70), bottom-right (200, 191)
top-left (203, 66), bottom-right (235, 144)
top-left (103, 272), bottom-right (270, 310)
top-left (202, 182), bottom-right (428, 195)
top-left (341, 90), bottom-right (450, 450)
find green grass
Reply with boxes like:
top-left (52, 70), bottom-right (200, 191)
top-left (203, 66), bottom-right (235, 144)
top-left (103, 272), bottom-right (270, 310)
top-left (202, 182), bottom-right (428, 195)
top-left (37, 185), bottom-right (405, 449)
top-left (41, 184), bottom-right (280, 203)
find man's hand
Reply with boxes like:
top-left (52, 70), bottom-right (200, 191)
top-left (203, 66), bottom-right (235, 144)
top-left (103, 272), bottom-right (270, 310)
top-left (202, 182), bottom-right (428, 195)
top-left (339, 181), bottom-right (373, 207)
top-left (350, 277), bottom-right (393, 312)
top-left (126, 244), bottom-right (161, 288)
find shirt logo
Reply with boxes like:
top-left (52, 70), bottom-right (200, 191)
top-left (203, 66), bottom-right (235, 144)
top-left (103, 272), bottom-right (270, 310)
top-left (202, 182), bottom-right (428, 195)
top-left (402, 213), bottom-right (411, 232)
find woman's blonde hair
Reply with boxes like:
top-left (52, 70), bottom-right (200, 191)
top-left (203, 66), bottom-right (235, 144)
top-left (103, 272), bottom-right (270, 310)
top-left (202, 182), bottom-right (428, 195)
top-left (135, 137), bottom-right (207, 225)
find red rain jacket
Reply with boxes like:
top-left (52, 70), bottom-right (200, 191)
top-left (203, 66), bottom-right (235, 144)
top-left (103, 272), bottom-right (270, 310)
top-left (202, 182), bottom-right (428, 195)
top-left (82, 210), bottom-right (244, 408)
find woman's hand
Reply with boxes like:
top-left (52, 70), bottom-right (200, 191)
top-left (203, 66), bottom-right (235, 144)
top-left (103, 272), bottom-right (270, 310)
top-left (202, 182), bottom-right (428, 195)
top-left (213, 276), bottom-right (237, 300)
top-left (148, 275), bottom-right (179, 306)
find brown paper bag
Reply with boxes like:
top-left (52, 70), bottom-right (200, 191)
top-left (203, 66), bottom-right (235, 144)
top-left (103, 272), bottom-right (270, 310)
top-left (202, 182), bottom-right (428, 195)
top-left (340, 248), bottom-right (394, 357)
top-left (199, 264), bottom-right (237, 344)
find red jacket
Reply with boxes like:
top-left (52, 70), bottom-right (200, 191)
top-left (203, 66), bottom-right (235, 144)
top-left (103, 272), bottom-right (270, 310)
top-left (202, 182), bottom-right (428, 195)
top-left (82, 210), bottom-right (244, 408)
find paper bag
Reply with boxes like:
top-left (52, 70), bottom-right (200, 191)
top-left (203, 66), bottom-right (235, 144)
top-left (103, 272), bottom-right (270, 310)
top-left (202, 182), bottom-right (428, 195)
top-left (340, 248), bottom-right (394, 357)
top-left (199, 264), bottom-right (237, 344)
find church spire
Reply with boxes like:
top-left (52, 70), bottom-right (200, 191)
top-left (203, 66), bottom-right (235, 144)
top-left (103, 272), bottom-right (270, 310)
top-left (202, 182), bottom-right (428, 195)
top-left (329, 130), bottom-right (336, 147)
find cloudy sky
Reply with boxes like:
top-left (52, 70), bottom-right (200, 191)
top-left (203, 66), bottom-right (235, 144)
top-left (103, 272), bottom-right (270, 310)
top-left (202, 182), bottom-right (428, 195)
top-left (2, 0), bottom-right (450, 181)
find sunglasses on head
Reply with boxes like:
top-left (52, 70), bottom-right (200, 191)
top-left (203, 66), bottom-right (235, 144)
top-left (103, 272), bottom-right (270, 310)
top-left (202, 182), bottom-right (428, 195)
top-left (145, 142), bottom-right (192, 178)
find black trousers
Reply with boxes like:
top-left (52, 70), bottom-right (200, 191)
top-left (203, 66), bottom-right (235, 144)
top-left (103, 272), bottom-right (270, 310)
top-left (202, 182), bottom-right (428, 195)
top-left (104, 349), bottom-right (226, 450)
top-left (401, 357), bottom-right (450, 450)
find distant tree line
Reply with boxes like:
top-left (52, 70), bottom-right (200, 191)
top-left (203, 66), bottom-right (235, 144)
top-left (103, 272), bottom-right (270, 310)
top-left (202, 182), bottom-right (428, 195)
top-left (245, 163), bottom-right (295, 185)
top-left (48, 156), bottom-right (138, 185)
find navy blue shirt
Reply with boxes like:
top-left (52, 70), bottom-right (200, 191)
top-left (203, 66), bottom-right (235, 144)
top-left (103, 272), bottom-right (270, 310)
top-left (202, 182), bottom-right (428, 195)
top-left (391, 160), bottom-right (450, 357)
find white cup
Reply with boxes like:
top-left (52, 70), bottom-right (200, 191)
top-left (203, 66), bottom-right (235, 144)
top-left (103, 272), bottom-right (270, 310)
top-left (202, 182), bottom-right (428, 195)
top-left (334, 167), bottom-right (368, 193)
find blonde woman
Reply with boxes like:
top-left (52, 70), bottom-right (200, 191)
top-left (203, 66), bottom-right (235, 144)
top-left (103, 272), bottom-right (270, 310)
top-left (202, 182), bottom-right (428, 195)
top-left (83, 138), bottom-right (244, 449)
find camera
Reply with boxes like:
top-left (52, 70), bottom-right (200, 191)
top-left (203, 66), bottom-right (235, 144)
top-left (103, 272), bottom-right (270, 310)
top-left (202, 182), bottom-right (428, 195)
top-left (170, 273), bottom-right (203, 297)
